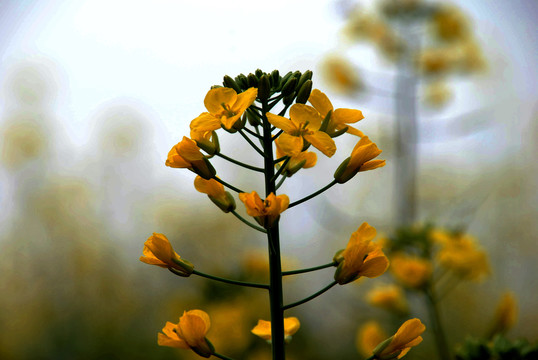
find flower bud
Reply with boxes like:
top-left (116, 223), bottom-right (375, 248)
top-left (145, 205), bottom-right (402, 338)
top-left (223, 75), bottom-right (241, 93)
top-left (283, 91), bottom-right (296, 106)
top-left (277, 71), bottom-right (293, 91)
top-left (257, 74), bottom-right (271, 101)
top-left (295, 79), bottom-right (313, 104)
top-left (271, 69), bottom-right (280, 88)
top-left (235, 74), bottom-right (248, 90)
top-left (246, 109), bottom-right (261, 126)
top-left (281, 76), bottom-right (297, 96)
top-left (247, 73), bottom-right (259, 88)
top-left (209, 191), bottom-right (236, 213)
top-left (255, 68), bottom-right (264, 78)
top-left (296, 70), bottom-right (313, 91)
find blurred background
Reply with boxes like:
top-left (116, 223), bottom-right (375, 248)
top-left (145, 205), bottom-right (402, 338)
top-left (0, 0), bottom-right (536, 359)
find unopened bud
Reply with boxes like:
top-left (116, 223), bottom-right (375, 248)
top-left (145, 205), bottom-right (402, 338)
top-left (223, 75), bottom-right (241, 93)
top-left (271, 69), bottom-right (280, 88)
top-left (255, 69), bottom-right (264, 78)
top-left (277, 71), bottom-right (293, 91)
top-left (295, 79), bottom-right (313, 104)
top-left (247, 73), bottom-right (259, 88)
top-left (209, 191), bottom-right (236, 213)
top-left (296, 70), bottom-right (313, 91)
top-left (235, 74), bottom-right (248, 90)
top-left (283, 91), bottom-right (296, 106)
top-left (281, 77), bottom-right (297, 96)
top-left (258, 74), bottom-right (271, 101)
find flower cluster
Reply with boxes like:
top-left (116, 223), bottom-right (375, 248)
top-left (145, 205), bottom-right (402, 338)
top-left (139, 69), bottom-right (402, 359)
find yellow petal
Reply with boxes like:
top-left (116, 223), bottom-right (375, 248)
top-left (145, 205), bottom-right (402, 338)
top-left (290, 104), bottom-right (323, 130)
top-left (333, 108), bottom-right (364, 124)
top-left (267, 113), bottom-right (298, 133)
top-left (158, 332), bottom-right (190, 349)
top-left (391, 319), bottom-right (426, 350)
top-left (178, 310), bottom-right (210, 347)
top-left (284, 317), bottom-right (300, 336)
top-left (277, 133), bottom-right (303, 157)
top-left (308, 89), bottom-right (333, 116)
top-left (304, 131), bottom-right (336, 157)
top-left (204, 87), bottom-right (237, 114)
top-left (239, 191), bottom-right (265, 217)
top-left (190, 112), bottom-right (222, 132)
top-left (345, 125), bottom-right (365, 137)
top-left (232, 87), bottom-right (258, 115)
top-left (165, 146), bottom-right (190, 168)
top-left (175, 137), bottom-right (205, 162)
top-left (144, 233), bottom-right (175, 264)
top-left (360, 251), bottom-right (389, 278)
top-left (360, 160), bottom-right (386, 172)
top-left (251, 319), bottom-right (272, 340)
top-left (194, 176), bottom-right (225, 198)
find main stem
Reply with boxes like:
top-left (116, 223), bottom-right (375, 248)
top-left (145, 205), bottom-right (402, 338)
top-left (425, 286), bottom-right (451, 360)
top-left (261, 103), bottom-right (286, 360)
top-left (394, 21), bottom-right (419, 226)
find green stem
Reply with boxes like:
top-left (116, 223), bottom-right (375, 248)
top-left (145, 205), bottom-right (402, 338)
top-left (212, 176), bottom-right (244, 194)
top-left (215, 152), bottom-right (264, 172)
top-left (262, 98), bottom-right (286, 360)
top-left (288, 180), bottom-right (338, 209)
top-left (242, 126), bottom-right (264, 140)
top-left (275, 174), bottom-right (287, 191)
top-left (239, 129), bottom-right (265, 156)
top-left (282, 281), bottom-right (338, 310)
top-left (190, 269), bottom-right (269, 290)
top-left (271, 129), bottom-right (284, 141)
top-left (424, 286), bottom-right (451, 360)
top-left (231, 210), bottom-right (267, 233)
top-left (273, 155), bottom-right (288, 164)
top-left (270, 157), bottom-right (291, 183)
top-left (213, 352), bottom-right (236, 360)
top-left (282, 261), bottom-right (337, 276)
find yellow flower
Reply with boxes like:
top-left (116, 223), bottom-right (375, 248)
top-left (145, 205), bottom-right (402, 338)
top-left (390, 253), bottom-right (432, 289)
top-left (275, 138), bottom-right (317, 177)
top-left (190, 87), bottom-right (258, 131)
top-left (165, 136), bottom-right (215, 179)
top-left (140, 233), bottom-right (194, 276)
top-left (158, 310), bottom-right (214, 357)
top-left (334, 222), bottom-right (389, 285)
top-left (334, 136), bottom-right (385, 183)
top-left (251, 317), bottom-right (300, 343)
top-left (194, 176), bottom-right (236, 213)
top-left (320, 55), bottom-right (362, 95)
top-left (489, 292), bottom-right (518, 336)
top-left (356, 321), bottom-right (388, 358)
top-left (374, 318), bottom-right (425, 359)
top-left (308, 89), bottom-right (364, 136)
top-left (239, 191), bottom-right (289, 228)
top-left (434, 230), bottom-right (489, 281)
top-left (267, 104), bottom-right (336, 157)
top-left (367, 284), bottom-right (409, 315)
top-left (417, 47), bottom-right (456, 75)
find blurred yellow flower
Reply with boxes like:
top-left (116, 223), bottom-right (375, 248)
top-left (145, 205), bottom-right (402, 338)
top-left (417, 47), bottom-right (456, 75)
top-left (356, 321), bottom-right (388, 358)
top-left (140, 233), bottom-right (193, 276)
top-left (374, 318), bottom-right (425, 359)
top-left (431, 5), bottom-right (469, 42)
top-left (190, 87), bottom-right (257, 131)
top-left (239, 191), bottom-right (289, 228)
top-left (320, 56), bottom-right (362, 95)
top-left (424, 80), bottom-right (452, 107)
top-left (433, 230), bottom-right (489, 281)
top-left (1, 119), bottom-right (48, 169)
top-left (308, 88), bottom-right (364, 136)
top-left (158, 310), bottom-right (214, 357)
top-left (194, 176), bottom-right (236, 213)
top-left (334, 222), bottom-right (389, 285)
top-left (334, 136), bottom-right (385, 183)
top-left (489, 292), bottom-right (518, 336)
top-left (165, 136), bottom-right (215, 179)
top-left (251, 317), bottom-right (300, 343)
top-left (457, 40), bottom-right (487, 73)
top-left (267, 104), bottom-right (336, 157)
top-left (390, 253), bottom-right (432, 289)
top-left (366, 284), bottom-right (409, 315)
top-left (275, 138), bottom-right (317, 176)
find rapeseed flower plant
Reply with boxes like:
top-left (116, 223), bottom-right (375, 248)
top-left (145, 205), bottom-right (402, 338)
top-left (140, 70), bottom-right (399, 360)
